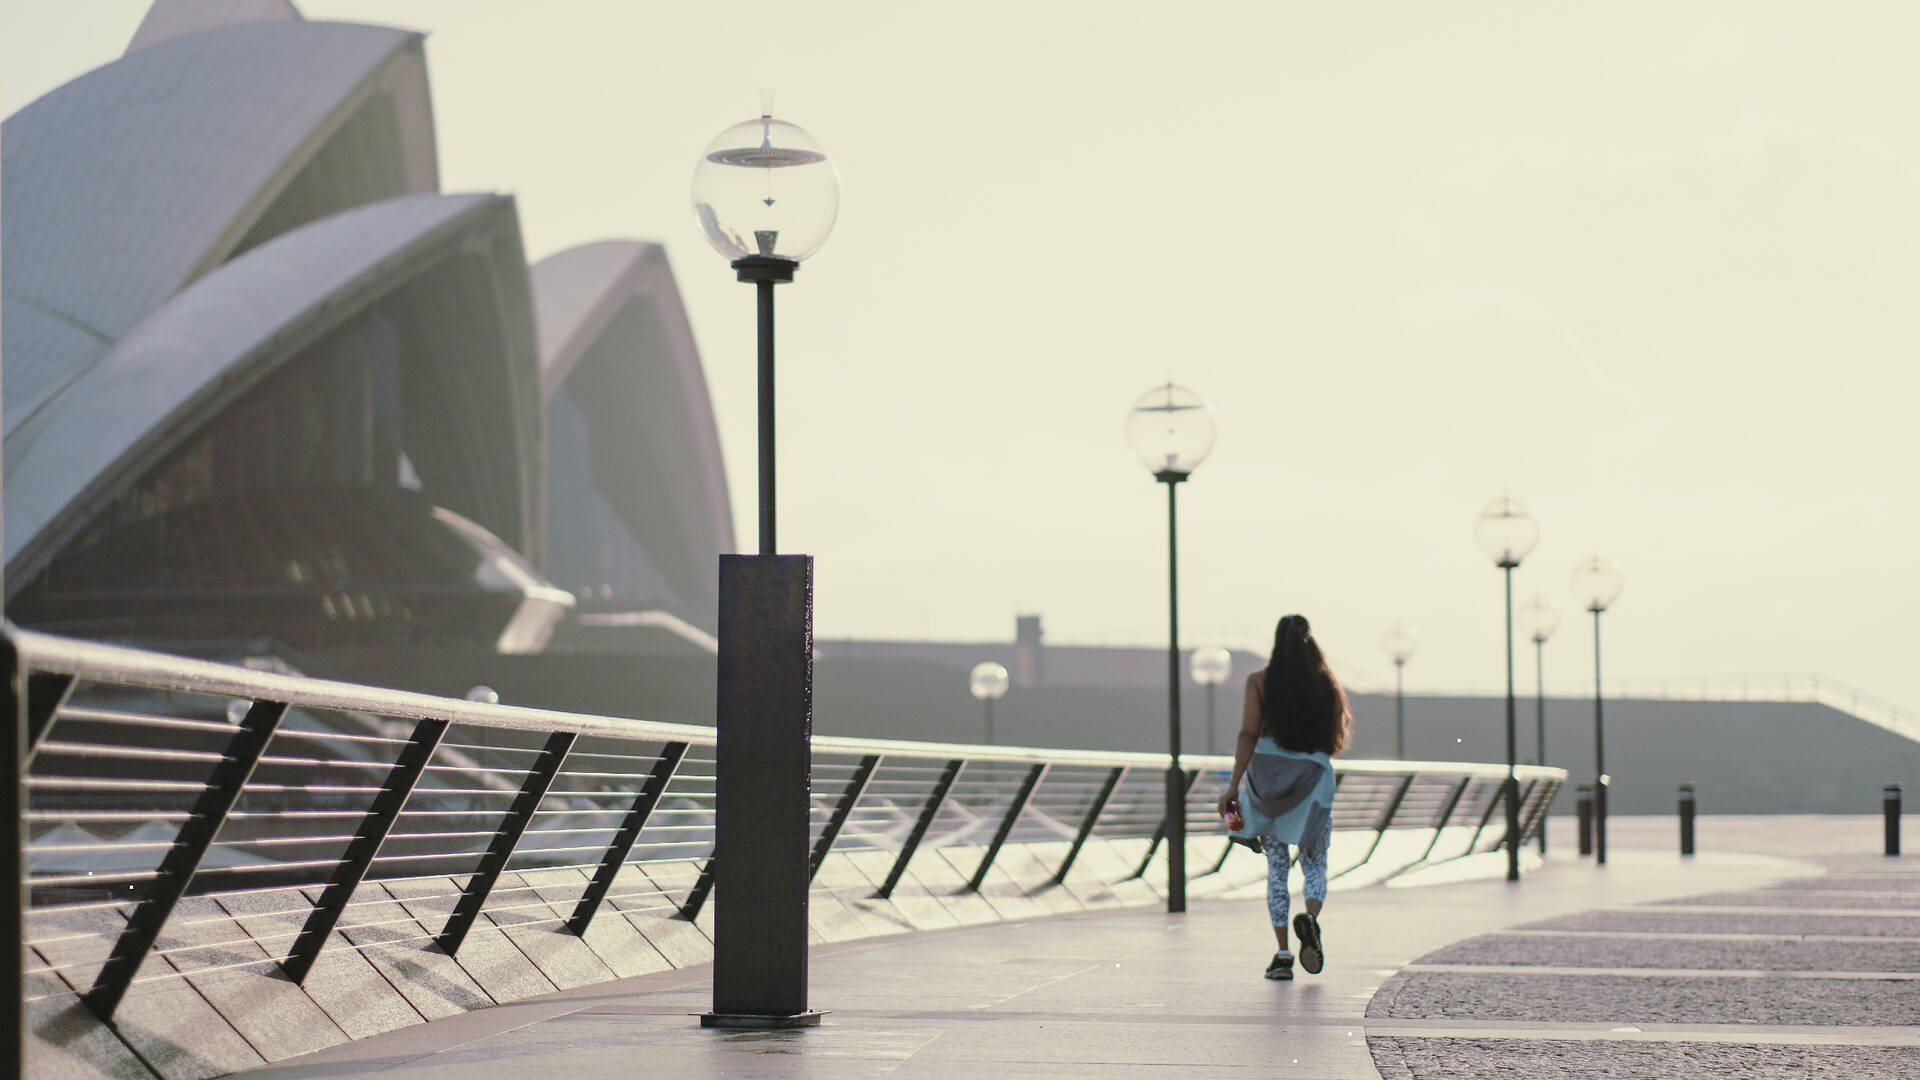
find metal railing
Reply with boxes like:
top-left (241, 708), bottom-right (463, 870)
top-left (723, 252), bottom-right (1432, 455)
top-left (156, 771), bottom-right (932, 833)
top-left (7, 627), bottom-right (1563, 1058)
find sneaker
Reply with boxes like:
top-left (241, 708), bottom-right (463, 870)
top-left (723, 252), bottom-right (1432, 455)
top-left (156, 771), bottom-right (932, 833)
top-left (1292, 913), bottom-right (1324, 975)
top-left (1264, 951), bottom-right (1294, 980)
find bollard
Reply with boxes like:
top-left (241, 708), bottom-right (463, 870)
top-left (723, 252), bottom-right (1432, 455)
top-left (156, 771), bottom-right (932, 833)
top-left (1887, 784), bottom-right (1902, 857)
top-left (1678, 784), bottom-right (1695, 856)
top-left (1576, 784), bottom-right (1593, 856)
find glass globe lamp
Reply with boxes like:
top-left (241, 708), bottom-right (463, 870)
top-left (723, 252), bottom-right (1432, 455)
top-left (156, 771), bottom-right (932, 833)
top-left (1474, 495), bottom-right (1540, 568)
top-left (1380, 622), bottom-right (1420, 664)
top-left (1570, 556), bottom-right (1626, 613)
top-left (692, 107), bottom-right (839, 264)
top-left (1126, 383), bottom-right (1216, 478)
top-left (969, 662), bottom-right (1010, 702)
top-left (1190, 646), bottom-right (1232, 687)
top-left (1518, 594), bottom-right (1561, 643)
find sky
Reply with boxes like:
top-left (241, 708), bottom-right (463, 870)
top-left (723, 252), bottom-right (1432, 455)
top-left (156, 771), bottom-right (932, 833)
top-left (4, 1), bottom-right (1916, 710)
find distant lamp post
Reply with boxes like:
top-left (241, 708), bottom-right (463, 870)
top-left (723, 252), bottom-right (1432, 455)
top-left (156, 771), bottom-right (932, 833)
top-left (1570, 555), bottom-right (1625, 866)
top-left (1517, 594), bottom-right (1560, 854)
top-left (1474, 495), bottom-right (1540, 883)
top-left (969, 661), bottom-right (1010, 744)
top-left (1379, 623), bottom-right (1420, 759)
top-left (693, 95), bottom-right (838, 1031)
top-left (1190, 647), bottom-right (1233, 756)
top-left (692, 93), bottom-right (839, 554)
top-left (1126, 382), bottom-right (1217, 915)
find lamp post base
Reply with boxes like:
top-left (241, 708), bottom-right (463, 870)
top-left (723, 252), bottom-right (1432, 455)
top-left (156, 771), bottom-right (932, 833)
top-left (701, 1010), bottom-right (825, 1030)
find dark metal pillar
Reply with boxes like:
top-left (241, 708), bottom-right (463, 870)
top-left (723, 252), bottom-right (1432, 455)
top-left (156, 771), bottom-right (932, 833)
top-left (1502, 563), bottom-right (1520, 883)
top-left (1159, 470), bottom-right (1188, 914)
top-left (1394, 659), bottom-right (1405, 760)
top-left (1678, 784), bottom-right (1696, 856)
top-left (1593, 607), bottom-right (1608, 866)
top-left (1534, 637), bottom-right (1547, 855)
top-left (704, 554), bottom-right (818, 1028)
top-left (1886, 784), bottom-right (1902, 857)
top-left (1576, 784), bottom-right (1593, 855)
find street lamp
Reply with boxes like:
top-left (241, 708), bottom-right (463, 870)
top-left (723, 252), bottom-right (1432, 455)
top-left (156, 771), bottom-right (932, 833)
top-left (969, 661), bottom-right (1010, 745)
top-left (1190, 646), bottom-right (1233, 756)
top-left (692, 94), bottom-right (839, 554)
top-left (693, 95), bottom-right (838, 1031)
top-left (1570, 555), bottom-right (1625, 865)
top-left (1517, 594), bottom-right (1560, 854)
top-left (1474, 495), bottom-right (1539, 883)
top-left (1126, 382), bottom-right (1216, 915)
top-left (1379, 623), bottom-right (1419, 759)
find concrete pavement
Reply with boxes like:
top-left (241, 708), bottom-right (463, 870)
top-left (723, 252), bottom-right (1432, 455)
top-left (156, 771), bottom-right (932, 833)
top-left (242, 815), bottom-right (1916, 1078)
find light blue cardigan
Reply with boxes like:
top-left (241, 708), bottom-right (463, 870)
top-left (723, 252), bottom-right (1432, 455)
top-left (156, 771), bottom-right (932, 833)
top-left (1230, 736), bottom-right (1336, 846)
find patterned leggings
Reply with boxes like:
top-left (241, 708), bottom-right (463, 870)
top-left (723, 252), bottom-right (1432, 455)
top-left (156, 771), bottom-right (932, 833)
top-left (1262, 805), bottom-right (1331, 930)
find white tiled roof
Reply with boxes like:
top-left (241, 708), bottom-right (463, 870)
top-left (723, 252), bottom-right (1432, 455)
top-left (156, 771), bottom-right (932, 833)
top-left (1, 19), bottom-right (433, 436)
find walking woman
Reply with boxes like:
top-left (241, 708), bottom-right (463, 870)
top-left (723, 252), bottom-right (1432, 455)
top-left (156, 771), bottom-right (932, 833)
top-left (1217, 614), bottom-right (1351, 980)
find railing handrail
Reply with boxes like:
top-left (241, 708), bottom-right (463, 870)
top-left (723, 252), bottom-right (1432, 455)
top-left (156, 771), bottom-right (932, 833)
top-left (10, 627), bottom-right (1563, 779)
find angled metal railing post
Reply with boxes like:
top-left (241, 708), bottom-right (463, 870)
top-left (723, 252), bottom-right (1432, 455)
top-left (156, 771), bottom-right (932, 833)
top-left (86, 699), bottom-right (288, 1020)
top-left (281, 717), bottom-right (449, 983)
top-left (679, 854), bottom-right (717, 922)
top-left (1053, 766), bottom-right (1125, 885)
top-left (1459, 779), bottom-right (1505, 858)
top-left (21, 671), bottom-right (75, 766)
top-left (1414, 775), bottom-right (1474, 865)
top-left (968, 763), bottom-right (1047, 892)
top-left (1332, 773), bottom-right (1416, 881)
top-left (570, 741), bottom-right (688, 936)
top-left (874, 758), bottom-right (962, 900)
top-left (808, 755), bottom-right (880, 884)
top-left (1130, 769), bottom-right (1201, 879)
top-left (1513, 778), bottom-right (1549, 844)
top-left (436, 731), bottom-right (576, 956)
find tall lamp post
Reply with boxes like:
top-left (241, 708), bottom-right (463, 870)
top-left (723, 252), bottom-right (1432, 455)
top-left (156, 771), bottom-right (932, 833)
top-left (1517, 594), bottom-right (1560, 854)
top-left (1380, 623), bottom-right (1420, 759)
top-left (693, 96), bottom-right (840, 554)
top-left (969, 662), bottom-right (1009, 745)
top-left (1474, 496), bottom-right (1540, 883)
top-left (1126, 383), bottom-right (1216, 915)
top-left (1570, 556), bottom-right (1625, 865)
top-left (693, 97), bottom-right (838, 1030)
top-left (1191, 647), bottom-right (1233, 756)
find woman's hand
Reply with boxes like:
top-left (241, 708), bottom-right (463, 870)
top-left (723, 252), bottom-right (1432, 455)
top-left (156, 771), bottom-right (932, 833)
top-left (1217, 788), bottom-right (1244, 831)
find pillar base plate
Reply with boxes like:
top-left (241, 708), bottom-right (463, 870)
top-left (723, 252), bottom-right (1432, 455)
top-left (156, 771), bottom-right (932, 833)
top-left (701, 1010), bottom-right (825, 1029)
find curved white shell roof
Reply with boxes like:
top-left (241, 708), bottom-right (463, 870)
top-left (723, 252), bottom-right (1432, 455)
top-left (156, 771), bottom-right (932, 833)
top-left (533, 241), bottom-right (735, 612)
top-left (5, 193), bottom-right (539, 589)
top-left (126, 0), bottom-right (303, 55)
top-left (2, 18), bottom-right (435, 438)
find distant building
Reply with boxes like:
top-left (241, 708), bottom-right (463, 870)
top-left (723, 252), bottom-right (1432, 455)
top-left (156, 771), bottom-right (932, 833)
top-left (2, 0), bottom-right (730, 659)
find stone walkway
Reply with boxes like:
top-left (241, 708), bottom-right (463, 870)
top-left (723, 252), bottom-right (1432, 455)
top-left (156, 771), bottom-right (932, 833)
top-left (242, 816), bottom-right (1918, 1078)
top-left (1369, 820), bottom-right (1920, 1078)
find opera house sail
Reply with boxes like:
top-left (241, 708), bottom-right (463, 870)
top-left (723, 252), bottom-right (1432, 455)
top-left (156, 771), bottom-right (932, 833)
top-left (3, 0), bottom-right (733, 674)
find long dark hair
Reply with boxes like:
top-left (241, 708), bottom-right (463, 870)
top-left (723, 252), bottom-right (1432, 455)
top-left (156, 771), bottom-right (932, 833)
top-left (1260, 614), bottom-right (1351, 754)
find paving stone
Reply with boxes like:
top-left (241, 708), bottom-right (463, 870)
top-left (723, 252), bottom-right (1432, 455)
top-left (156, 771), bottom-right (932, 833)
top-left (1525, 909), bottom-right (1920, 937)
top-left (517, 867), bottom-right (672, 979)
top-left (321, 883), bottom-right (492, 1018)
top-left (1425, 932), bottom-right (1920, 972)
top-left (213, 889), bottom-right (424, 1039)
top-left (481, 872), bottom-right (619, 990)
top-left (24, 968), bottom-right (156, 1080)
top-left (607, 865), bottom-right (712, 968)
top-left (1368, 970), bottom-right (1920, 1027)
top-left (841, 848), bottom-right (962, 933)
top-left (900, 845), bottom-right (1003, 926)
top-left (634, 858), bottom-right (714, 940)
top-left (155, 897), bottom-right (349, 1062)
top-left (1669, 888), bottom-right (1920, 909)
top-left (939, 845), bottom-right (1049, 922)
top-left (990, 846), bottom-right (1085, 916)
top-left (1369, 1037), bottom-right (1920, 1079)
top-left (381, 877), bottom-right (556, 1003)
